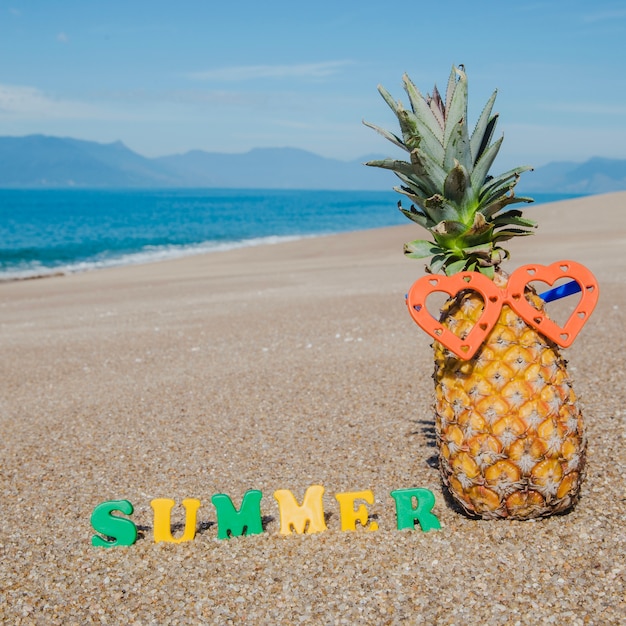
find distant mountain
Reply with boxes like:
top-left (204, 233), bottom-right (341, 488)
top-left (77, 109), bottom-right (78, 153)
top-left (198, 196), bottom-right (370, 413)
top-left (0, 135), bottom-right (178, 187)
top-left (520, 157), bottom-right (626, 194)
top-left (0, 134), bottom-right (624, 193)
top-left (154, 147), bottom-right (387, 189)
top-left (0, 135), bottom-right (388, 190)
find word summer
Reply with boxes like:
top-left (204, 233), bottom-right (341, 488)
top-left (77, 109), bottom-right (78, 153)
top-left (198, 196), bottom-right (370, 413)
top-left (91, 485), bottom-right (441, 547)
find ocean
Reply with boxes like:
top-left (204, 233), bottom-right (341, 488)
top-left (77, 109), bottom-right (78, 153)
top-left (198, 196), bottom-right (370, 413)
top-left (0, 189), bottom-right (583, 281)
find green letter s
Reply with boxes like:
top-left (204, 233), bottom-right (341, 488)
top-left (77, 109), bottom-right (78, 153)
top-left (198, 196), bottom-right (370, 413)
top-left (91, 500), bottom-right (137, 547)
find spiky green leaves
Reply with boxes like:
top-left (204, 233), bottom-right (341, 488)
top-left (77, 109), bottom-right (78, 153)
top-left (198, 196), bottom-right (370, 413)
top-left (402, 204), bottom-right (534, 278)
top-left (364, 65), bottom-right (535, 277)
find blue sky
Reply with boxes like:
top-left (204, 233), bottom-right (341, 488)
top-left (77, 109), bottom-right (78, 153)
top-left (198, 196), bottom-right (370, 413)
top-left (1, 1), bottom-right (626, 171)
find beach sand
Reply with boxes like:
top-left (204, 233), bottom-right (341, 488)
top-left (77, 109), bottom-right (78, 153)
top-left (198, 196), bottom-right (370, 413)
top-left (1, 192), bottom-right (625, 624)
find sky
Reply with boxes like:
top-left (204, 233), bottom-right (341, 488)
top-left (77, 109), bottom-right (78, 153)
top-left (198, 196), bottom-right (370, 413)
top-left (1, 0), bottom-right (626, 171)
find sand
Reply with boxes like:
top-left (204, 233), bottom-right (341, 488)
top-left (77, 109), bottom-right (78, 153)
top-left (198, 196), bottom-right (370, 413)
top-left (1, 192), bottom-right (625, 624)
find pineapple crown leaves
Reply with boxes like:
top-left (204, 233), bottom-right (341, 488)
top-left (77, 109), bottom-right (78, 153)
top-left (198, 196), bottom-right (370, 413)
top-left (363, 65), bottom-right (536, 278)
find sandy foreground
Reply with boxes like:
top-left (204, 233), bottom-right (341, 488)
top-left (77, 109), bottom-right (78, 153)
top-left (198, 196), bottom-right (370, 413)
top-left (1, 192), bottom-right (625, 624)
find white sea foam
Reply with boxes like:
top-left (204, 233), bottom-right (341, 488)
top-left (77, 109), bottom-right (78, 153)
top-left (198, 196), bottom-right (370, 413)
top-left (0, 234), bottom-right (315, 282)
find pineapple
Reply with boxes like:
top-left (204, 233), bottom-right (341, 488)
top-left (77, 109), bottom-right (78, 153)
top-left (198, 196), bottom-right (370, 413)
top-left (365, 65), bottom-right (586, 519)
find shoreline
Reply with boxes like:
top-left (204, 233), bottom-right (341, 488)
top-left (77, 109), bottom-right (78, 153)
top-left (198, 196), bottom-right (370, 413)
top-left (0, 189), bottom-right (598, 285)
top-left (0, 233), bottom-right (319, 284)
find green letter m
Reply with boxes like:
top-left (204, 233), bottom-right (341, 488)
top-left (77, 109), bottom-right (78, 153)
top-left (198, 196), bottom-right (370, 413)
top-left (211, 490), bottom-right (263, 540)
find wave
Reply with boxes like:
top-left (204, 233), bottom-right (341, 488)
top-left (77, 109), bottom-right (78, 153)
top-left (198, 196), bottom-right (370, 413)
top-left (0, 234), bottom-right (314, 282)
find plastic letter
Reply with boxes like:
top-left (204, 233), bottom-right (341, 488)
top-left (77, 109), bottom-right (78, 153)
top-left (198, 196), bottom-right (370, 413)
top-left (273, 485), bottom-right (327, 535)
top-left (150, 498), bottom-right (201, 543)
top-left (211, 490), bottom-right (263, 540)
top-left (91, 499), bottom-right (137, 548)
top-left (335, 490), bottom-right (378, 531)
top-left (390, 488), bottom-right (441, 532)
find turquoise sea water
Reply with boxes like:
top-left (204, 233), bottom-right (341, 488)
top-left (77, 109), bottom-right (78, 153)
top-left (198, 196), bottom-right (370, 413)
top-left (0, 189), bottom-right (583, 280)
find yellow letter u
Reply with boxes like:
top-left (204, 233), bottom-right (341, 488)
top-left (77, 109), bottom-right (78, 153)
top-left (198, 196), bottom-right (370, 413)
top-left (150, 498), bottom-right (201, 544)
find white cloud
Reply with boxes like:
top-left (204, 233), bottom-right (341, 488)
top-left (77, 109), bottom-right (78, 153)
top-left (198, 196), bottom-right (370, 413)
top-left (582, 8), bottom-right (626, 22)
top-left (159, 89), bottom-right (256, 106)
top-left (57, 32), bottom-right (69, 44)
top-left (188, 60), bottom-right (353, 82)
top-left (0, 84), bottom-right (104, 119)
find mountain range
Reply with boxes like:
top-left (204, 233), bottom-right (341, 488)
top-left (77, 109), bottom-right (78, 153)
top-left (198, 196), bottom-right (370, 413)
top-left (0, 134), bottom-right (624, 194)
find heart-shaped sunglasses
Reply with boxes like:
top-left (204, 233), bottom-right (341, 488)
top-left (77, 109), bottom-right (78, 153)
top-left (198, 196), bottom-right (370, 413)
top-left (406, 261), bottom-right (599, 360)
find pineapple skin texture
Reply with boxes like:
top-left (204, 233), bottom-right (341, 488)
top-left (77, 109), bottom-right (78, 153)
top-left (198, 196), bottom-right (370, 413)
top-left (433, 278), bottom-right (586, 520)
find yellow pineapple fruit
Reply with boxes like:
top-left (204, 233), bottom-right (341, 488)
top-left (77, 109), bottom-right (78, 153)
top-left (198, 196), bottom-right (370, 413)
top-left (365, 65), bottom-right (585, 519)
